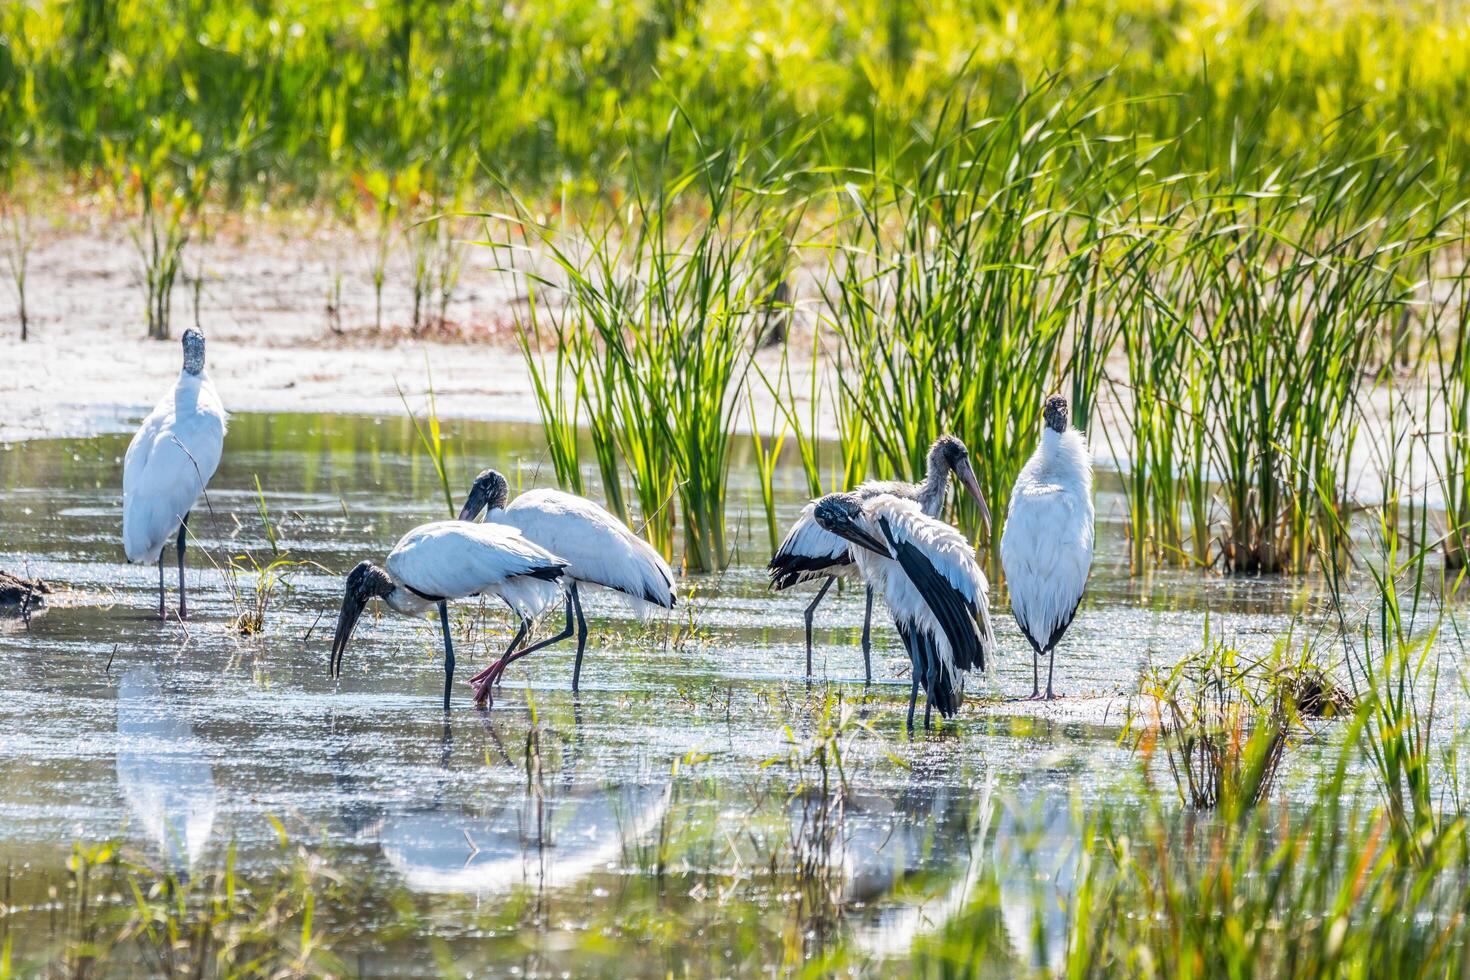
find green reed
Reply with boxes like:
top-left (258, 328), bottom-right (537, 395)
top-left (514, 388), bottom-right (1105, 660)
top-left (1429, 246), bottom-right (1470, 568)
top-left (748, 393), bottom-right (787, 555)
top-left (501, 126), bottom-right (798, 571)
top-left (822, 80), bottom-right (1129, 561)
top-left (397, 363), bottom-right (457, 518)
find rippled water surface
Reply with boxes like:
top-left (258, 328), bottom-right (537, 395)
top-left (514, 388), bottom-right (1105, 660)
top-left (0, 414), bottom-right (1379, 973)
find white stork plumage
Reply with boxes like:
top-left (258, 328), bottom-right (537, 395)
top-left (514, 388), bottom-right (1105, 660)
top-left (812, 493), bottom-right (995, 729)
top-left (1000, 394), bottom-right (1094, 700)
top-left (329, 521), bottom-right (568, 711)
top-left (457, 468), bottom-right (676, 704)
top-left (122, 329), bottom-right (227, 619)
top-left (767, 435), bottom-right (990, 682)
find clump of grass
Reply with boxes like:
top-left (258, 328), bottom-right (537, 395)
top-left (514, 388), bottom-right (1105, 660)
top-left (823, 79), bottom-right (1127, 562)
top-left (516, 283), bottom-right (587, 497)
top-left (1136, 625), bottom-right (1290, 814)
top-left (221, 477), bottom-right (317, 636)
top-left (500, 124), bottom-right (801, 571)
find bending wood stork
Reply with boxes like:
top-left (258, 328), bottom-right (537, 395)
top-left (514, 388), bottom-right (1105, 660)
top-left (122, 329), bottom-right (227, 619)
top-left (329, 521), bottom-right (567, 712)
top-left (768, 435), bottom-right (990, 683)
top-left (812, 492), bottom-right (995, 730)
top-left (1000, 394), bottom-right (1094, 700)
top-left (457, 469), bottom-right (676, 704)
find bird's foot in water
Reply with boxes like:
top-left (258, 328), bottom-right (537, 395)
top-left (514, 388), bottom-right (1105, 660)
top-left (470, 675), bottom-right (495, 707)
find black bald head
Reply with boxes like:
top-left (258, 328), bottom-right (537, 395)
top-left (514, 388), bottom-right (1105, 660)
top-left (812, 492), bottom-right (889, 556)
top-left (927, 434), bottom-right (971, 472)
top-left (813, 492), bottom-right (865, 530)
top-left (182, 329), bottom-right (206, 376)
top-left (1043, 394), bottom-right (1069, 434)
top-left (345, 560), bottom-right (393, 602)
top-left (458, 468), bottom-right (510, 521)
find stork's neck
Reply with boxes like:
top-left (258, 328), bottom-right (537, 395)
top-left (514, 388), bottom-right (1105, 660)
top-left (176, 367), bottom-right (210, 389)
top-left (385, 586), bottom-right (430, 616)
top-left (1034, 428), bottom-right (1092, 488)
top-left (915, 459), bottom-right (951, 515)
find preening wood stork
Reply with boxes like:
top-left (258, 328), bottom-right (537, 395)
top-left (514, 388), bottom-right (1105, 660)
top-left (1000, 395), bottom-right (1094, 700)
top-left (768, 435), bottom-right (990, 683)
top-left (812, 492), bottom-right (995, 730)
top-left (329, 521), bottom-right (567, 711)
top-left (457, 469), bottom-right (676, 704)
top-left (122, 329), bottom-right (227, 619)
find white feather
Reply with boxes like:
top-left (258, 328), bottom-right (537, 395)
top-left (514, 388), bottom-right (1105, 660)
top-left (847, 496), bottom-right (994, 694)
top-left (491, 488), bottom-right (676, 619)
top-left (122, 370), bottom-right (227, 563)
top-left (385, 521), bottom-right (564, 620)
top-left (1000, 427), bottom-right (1094, 652)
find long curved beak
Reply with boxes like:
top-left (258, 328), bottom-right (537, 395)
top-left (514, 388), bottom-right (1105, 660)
top-left (456, 486), bottom-right (485, 523)
top-left (329, 589), bottom-right (367, 679)
top-left (957, 459), bottom-right (991, 535)
top-left (830, 521), bottom-right (890, 558)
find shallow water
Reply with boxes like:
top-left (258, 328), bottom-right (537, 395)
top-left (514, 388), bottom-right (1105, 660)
top-left (0, 413), bottom-right (1423, 972)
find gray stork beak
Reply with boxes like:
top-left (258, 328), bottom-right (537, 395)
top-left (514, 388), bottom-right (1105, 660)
top-left (830, 520), bottom-right (891, 558)
top-left (957, 459), bottom-right (991, 535)
top-left (457, 484), bottom-right (486, 523)
top-left (329, 587), bottom-right (366, 680)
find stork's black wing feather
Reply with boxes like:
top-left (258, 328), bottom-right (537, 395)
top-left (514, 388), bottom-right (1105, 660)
top-left (898, 621), bottom-right (961, 717)
top-left (1044, 597), bottom-right (1082, 652)
top-left (767, 550), bottom-right (852, 591)
top-left (878, 516), bottom-right (984, 673)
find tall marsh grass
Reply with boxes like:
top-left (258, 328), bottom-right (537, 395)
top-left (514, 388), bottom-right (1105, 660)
top-left (501, 131), bottom-right (798, 572)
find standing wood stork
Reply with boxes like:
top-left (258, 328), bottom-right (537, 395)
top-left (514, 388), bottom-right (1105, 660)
top-left (457, 469), bottom-right (677, 704)
top-left (329, 521), bottom-right (567, 712)
top-left (1000, 395), bottom-right (1094, 700)
top-left (812, 492), bottom-right (995, 729)
top-left (768, 435), bottom-right (990, 683)
top-left (122, 329), bottom-right (227, 619)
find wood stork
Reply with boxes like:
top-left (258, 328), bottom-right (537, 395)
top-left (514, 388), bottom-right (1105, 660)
top-left (812, 492), bottom-right (995, 730)
top-left (457, 468), bottom-right (676, 704)
top-left (329, 521), bottom-right (567, 711)
top-left (768, 435), bottom-right (990, 683)
top-left (122, 329), bottom-right (227, 619)
top-left (1000, 394), bottom-right (1094, 700)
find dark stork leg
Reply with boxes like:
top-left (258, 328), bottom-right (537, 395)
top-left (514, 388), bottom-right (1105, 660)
top-left (176, 513), bottom-right (190, 620)
top-left (803, 577), bottom-right (835, 679)
top-left (157, 553), bottom-right (166, 620)
top-left (468, 618), bottom-right (529, 688)
top-left (1030, 643), bottom-right (1041, 700)
top-left (907, 675), bottom-right (919, 732)
top-left (569, 582), bottom-right (589, 692)
top-left (1045, 647), bottom-right (1058, 700)
top-left (474, 591), bottom-right (574, 705)
top-left (860, 586), bottom-right (874, 685)
top-left (438, 601), bottom-right (455, 713)
top-left (924, 656), bottom-right (937, 730)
